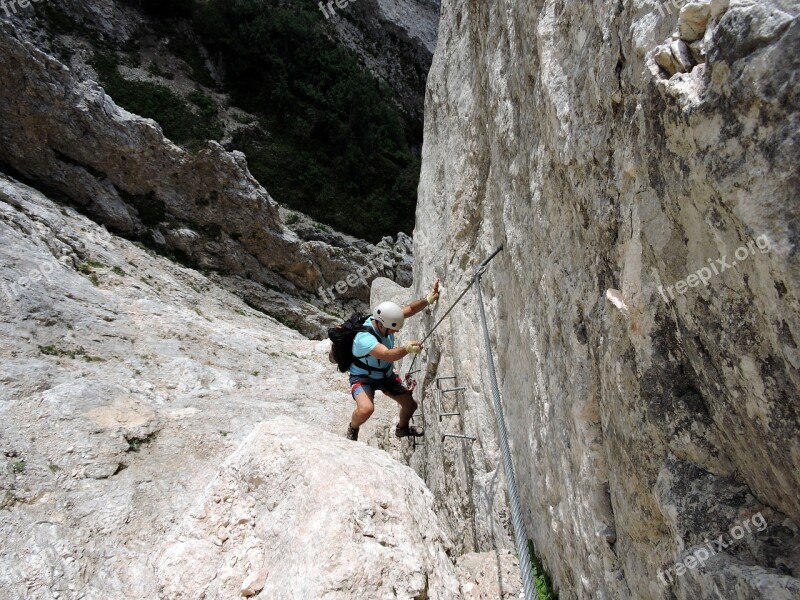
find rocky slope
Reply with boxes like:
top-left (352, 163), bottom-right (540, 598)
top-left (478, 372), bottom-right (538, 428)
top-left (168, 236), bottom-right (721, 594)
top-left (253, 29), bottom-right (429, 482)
top-left (0, 175), bottom-right (521, 599)
top-left (404, 0), bottom-right (800, 599)
top-left (0, 20), bottom-right (413, 337)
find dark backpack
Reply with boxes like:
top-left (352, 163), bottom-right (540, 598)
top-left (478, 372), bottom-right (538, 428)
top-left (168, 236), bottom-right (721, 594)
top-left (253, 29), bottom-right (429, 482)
top-left (327, 312), bottom-right (389, 376)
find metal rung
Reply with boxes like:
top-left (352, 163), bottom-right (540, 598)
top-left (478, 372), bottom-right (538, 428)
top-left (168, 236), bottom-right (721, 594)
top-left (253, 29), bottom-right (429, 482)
top-left (407, 369), bottom-right (422, 375)
top-left (436, 376), bottom-right (456, 386)
top-left (438, 411), bottom-right (460, 422)
top-left (436, 381), bottom-right (462, 422)
top-left (441, 433), bottom-right (476, 442)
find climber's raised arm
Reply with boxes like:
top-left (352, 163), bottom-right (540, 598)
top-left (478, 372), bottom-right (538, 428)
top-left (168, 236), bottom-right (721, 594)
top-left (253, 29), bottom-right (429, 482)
top-left (402, 279), bottom-right (440, 317)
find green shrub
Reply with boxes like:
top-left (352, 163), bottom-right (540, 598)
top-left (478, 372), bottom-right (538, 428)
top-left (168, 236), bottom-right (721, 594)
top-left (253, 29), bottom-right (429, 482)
top-left (528, 540), bottom-right (558, 600)
top-left (91, 52), bottom-right (222, 146)
top-left (188, 90), bottom-right (217, 119)
top-left (123, 0), bottom-right (420, 241)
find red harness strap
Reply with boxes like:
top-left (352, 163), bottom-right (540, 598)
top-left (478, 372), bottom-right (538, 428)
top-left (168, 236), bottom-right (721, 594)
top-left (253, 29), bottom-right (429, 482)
top-left (404, 372), bottom-right (418, 392)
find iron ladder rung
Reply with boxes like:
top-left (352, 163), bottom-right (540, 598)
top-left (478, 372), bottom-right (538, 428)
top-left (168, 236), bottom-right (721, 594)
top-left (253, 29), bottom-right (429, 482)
top-left (441, 433), bottom-right (476, 442)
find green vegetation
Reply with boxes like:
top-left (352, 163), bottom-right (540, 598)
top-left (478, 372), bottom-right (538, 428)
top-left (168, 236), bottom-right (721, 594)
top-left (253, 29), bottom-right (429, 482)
top-left (78, 260), bottom-right (105, 286)
top-left (12, 461), bottom-right (25, 474)
top-left (118, 0), bottom-right (420, 241)
top-left (147, 60), bottom-right (174, 80)
top-left (188, 90), bottom-right (217, 119)
top-left (528, 540), bottom-right (558, 600)
top-left (39, 345), bottom-right (105, 362)
top-left (275, 316), bottom-right (302, 333)
top-left (81, 259), bottom-right (105, 270)
top-left (91, 51), bottom-right (222, 147)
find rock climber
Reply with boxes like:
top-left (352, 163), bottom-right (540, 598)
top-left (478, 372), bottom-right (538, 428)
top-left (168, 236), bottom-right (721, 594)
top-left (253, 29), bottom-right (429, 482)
top-left (346, 280), bottom-right (440, 441)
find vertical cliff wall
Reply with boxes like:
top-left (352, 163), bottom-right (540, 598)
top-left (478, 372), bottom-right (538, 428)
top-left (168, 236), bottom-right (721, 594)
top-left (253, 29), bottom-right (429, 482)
top-left (408, 0), bottom-right (800, 598)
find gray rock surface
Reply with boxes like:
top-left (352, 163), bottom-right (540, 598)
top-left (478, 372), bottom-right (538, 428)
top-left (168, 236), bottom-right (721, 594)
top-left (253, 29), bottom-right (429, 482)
top-left (156, 417), bottom-right (463, 600)
top-left (456, 550), bottom-right (522, 599)
top-left (0, 175), bottom-right (405, 598)
top-left (405, 0), bottom-right (800, 598)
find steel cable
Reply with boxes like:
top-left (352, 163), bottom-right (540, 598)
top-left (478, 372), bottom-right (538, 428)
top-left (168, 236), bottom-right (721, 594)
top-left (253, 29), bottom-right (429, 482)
top-left (475, 253), bottom-right (537, 600)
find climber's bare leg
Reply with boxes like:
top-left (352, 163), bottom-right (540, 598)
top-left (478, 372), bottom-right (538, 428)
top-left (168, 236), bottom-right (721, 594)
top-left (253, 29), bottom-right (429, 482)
top-left (386, 390), bottom-right (418, 428)
top-left (351, 389), bottom-right (375, 428)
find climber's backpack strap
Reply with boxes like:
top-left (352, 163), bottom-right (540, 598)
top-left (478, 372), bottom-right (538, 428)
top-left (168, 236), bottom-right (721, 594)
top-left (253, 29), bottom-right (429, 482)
top-left (326, 313), bottom-right (383, 375)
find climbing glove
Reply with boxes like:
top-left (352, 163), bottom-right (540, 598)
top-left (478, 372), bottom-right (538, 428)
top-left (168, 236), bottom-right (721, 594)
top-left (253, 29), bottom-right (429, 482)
top-left (426, 279), bottom-right (440, 305)
top-left (404, 340), bottom-right (423, 355)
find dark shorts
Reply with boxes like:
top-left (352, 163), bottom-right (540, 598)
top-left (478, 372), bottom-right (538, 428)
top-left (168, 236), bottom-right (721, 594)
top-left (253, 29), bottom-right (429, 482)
top-left (349, 374), bottom-right (409, 399)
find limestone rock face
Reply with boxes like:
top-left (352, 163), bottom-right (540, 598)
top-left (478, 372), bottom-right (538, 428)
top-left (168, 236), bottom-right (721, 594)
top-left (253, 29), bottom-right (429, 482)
top-left (456, 550), bottom-right (522, 599)
top-left (156, 417), bottom-right (463, 600)
top-left (408, 0), bottom-right (800, 599)
top-left (0, 174), bottom-right (424, 599)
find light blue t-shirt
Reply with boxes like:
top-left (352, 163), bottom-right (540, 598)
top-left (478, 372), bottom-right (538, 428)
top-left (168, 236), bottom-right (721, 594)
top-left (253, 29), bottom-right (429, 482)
top-left (350, 317), bottom-right (394, 377)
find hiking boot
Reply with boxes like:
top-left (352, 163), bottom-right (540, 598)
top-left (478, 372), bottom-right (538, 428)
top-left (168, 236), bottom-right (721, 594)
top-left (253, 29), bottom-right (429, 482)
top-left (346, 423), bottom-right (359, 441)
top-left (395, 424), bottom-right (424, 439)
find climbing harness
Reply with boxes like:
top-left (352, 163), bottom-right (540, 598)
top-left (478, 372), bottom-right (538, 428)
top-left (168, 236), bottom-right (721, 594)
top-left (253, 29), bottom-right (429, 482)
top-left (403, 369), bottom-right (421, 392)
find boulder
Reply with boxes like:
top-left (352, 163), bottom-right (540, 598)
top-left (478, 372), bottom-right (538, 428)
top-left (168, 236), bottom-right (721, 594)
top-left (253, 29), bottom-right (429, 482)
top-left (156, 418), bottom-right (463, 599)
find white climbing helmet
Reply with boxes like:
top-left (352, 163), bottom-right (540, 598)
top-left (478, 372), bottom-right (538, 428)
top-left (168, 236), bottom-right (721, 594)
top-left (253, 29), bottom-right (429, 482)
top-left (373, 301), bottom-right (405, 331)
